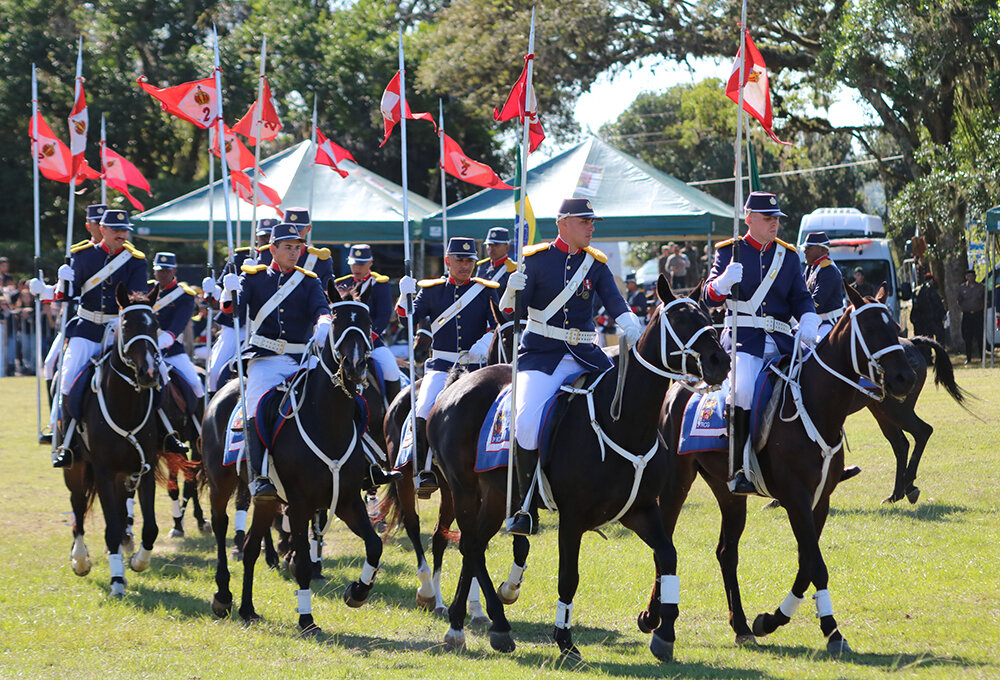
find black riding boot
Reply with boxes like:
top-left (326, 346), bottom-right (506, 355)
top-left (414, 417), bottom-right (437, 499)
top-left (158, 408), bottom-right (190, 454)
top-left (51, 418), bottom-right (75, 468)
top-left (507, 448), bottom-right (539, 536)
top-left (245, 417), bottom-right (277, 501)
top-left (729, 407), bottom-right (756, 495)
top-left (383, 378), bottom-right (401, 408)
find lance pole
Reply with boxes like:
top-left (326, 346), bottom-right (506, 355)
top-left (308, 95), bottom-right (317, 246)
top-left (249, 36), bottom-right (267, 260)
top-left (31, 64), bottom-right (44, 438)
top-left (100, 114), bottom-right (107, 204)
top-left (438, 99), bottom-right (448, 272)
top-left (205, 126), bottom-right (216, 395)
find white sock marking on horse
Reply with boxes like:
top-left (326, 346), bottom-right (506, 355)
top-left (281, 514), bottom-right (291, 533)
top-left (309, 537), bottom-right (320, 563)
top-left (108, 552), bottom-right (124, 580)
top-left (360, 561), bottom-right (378, 586)
top-left (125, 498), bottom-right (135, 520)
top-left (234, 510), bottom-right (247, 534)
top-left (659, 575), bottom-right (680, 605)
top-left (555, 600), bottom-right (573, 629)
top-left (507, 562), bottom-right (526, 587)
top-left (433, 569), bottom-right (445, 610)
top-left (780, 591), bottom-right (805, 618)
top-left (416, 563), bottom-right (434, 597)
top-left (467, 577), bottom-right (484, 614)
top-left (296, 588), bottom-right (312, 615)
top-left (813, 589), bottom-right (834, 618)
top-left (171, 498), bottom-right (183, 519)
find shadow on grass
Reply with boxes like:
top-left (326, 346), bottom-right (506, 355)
top-left (753, 641), bottom-right (993, 673)
top-left (829, 502), bottom-right (968, 522)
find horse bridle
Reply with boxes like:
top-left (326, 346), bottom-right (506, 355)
top-left (492, 319), bottom-right (520, 364)
top-left (316, 301), bottom-right (373, 394)
top-left (113, 303), bottom-right (162, 391)
top-left (629, 297), bottom-right (715, 384)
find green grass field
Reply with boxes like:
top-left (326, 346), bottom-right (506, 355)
top-left (0, 368), bottom-right (997, 680)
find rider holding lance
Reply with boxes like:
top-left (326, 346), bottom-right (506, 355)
top-left (501, 198), bottom-right (644, 536)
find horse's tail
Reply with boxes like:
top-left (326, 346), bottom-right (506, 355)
top-left (909, 336), bottom-right (969, 405)
top-left (444, 365), bottom-right (468, 388)
top-left (374, 480), bottom-right (404, 538)
top-left (158, 451), bottom-right (199, 488)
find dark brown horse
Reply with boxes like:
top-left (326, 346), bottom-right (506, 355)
top-left (429, 276), bottom-right (729, 660)
top-left (645, 284), bottom-right (917, 656)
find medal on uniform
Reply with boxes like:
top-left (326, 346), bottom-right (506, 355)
top-left (579, 278), bottom-right (592, 299)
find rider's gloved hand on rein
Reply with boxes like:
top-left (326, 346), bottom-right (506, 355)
top-left (616, 311), bottom-right (644, 348)
top-left (499, 271), bottom-right (526, 311)
top-left (201, 276), bottom-right (223, 300)
top-left (311, 316), bottom-right (332, 348)
top-left (28, 278), bottom-right (54, 299)
top-left (397, 275), bottom-right (417, 297)
top-left (796, 312), bottom-right (821, 347)
top-left (222, 273), bottom-right (241, 303)
top-left (467, 331), bottom-right (493, 364)
top-left (57, 264), bottom-right (75, 283)
top-left (712, 262), bottom-right (743, 296)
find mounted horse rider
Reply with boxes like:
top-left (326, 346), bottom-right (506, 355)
top-left (335, 244), bottom-right (401, 406)
top-left (29, 209), bottom-right (153, 467)
top-left (256, 208), bottom-right (335, 289)
top-left (703, 191), bottom-right (820, 495)
top-left (149, 251), bottom-right (204, 448)
top-left (500, 198), bottom-right (645, 536)
top-left (802, 231), bottom-right (847, 340)
top-left (396, 236), bottom-right (501, 497)
top-left (39, 203), bottom-right (109, 444)
top-left (220, 222), bottom-right (333, 501)
top-left (476, 226), bottom-right (517, 290)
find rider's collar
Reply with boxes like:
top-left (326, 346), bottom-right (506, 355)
top-left (553, 236), bottom-right (581, 255)
top-left (448, 276), bottom-right (472, 286)
top-left (492, 255), bottom-right (508, 267)
top-left (99, 241), bottom-right (125, 255)
top-left (161, 279), bottom-right (178, 291)
top-left (354, 273), bottom-right (371, 282)
top-left (743, 233), bottom-right (773, 252)
top-left (269, 261), bottom-right (296, 274)
top-left (812, 253), bottom-right (830, 265)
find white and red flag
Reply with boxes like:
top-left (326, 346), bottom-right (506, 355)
top-left (102, 146), bottom-right (151, 211)
top-left (315, 129), bottom-right (355, 178)
top-left (725, 31), bottom-right (792, 146)
top-left (211, 124), bottom-right (258, 173)
top-left (232, 78), bottom-right (283, 145)
top-left (441, 133), bottom-right (513, 189)
top-left (230, 170), bottom-right (282, 215)
top-left (137, 75), bottom-right (219, 129)
top-left (68, 81), bottom-right (88, 177)
top-left (494, 55), bottom-right (545, 153)
top-left (30, 110), bottom-right (100, 184)
top-left (378, 70), bottom-right (436, 147)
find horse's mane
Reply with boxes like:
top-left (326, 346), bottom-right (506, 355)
top-left (127, 290), bottom-right (154, 304)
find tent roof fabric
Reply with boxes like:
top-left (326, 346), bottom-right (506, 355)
top-left (132, 140), bottom-right (439, 243)
top-left (423, 137), bottom-right (737, 242)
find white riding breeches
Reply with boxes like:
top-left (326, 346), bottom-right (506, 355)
top-left (514, 354), bottom-right (588, 451)
top-left (161, 351), bottom-right (205, 398)
top-left (245, 354), bottom-right (299, 416)
top-left (43, 331), bottom-right (64, 381)
top-left (371, 344), bottom-right (400, 382)
top-left (59, 336), bottom-right (103, 397)
top-left (725, 335), bottom-right (779, 410)
top-left (208, 325), bottom-right (243, 392)
top-left (414, 369), bottom-right (449, 420)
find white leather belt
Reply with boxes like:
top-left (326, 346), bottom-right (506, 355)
top-left (249, 334), bottom-right (308, 355)
top-left (525, 318), bottom-right (597, 346)
top-left (431, 349), bottom-right (473, 365)
top-left (77, 308), bottom-right (118, 324)
top-left (729, 314), bottom-right (793, 336)
top-left (819, 307), bottom-right (845, 322)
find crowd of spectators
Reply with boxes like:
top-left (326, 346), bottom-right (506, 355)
top-left (1, 257), bottom-right (59, 376)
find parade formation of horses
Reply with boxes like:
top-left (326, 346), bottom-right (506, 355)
top-left (427, 276), bottom-right (729, 660)
top-left (646, 284), bottom-right (917, 656)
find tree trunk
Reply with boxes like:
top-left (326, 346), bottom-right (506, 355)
top-left (939, 200), bottom-right (969, 351)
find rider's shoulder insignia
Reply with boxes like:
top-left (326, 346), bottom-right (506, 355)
top-left (307, 246), bottom-right (331, 260)
top-left (370, 271), bottom-right (390, 284)
top-left (472, 277), bottom-right (501, 289)
top-left (123, 242), bottom-right (145, 259)
top-left (334, 273), bottom-right (353, 283)
top-left (583, 245), bottom-right (608, 263)
top-left (715, 237), bottom-right (735, 249)
top-left (235, 246), bottom-right (251, 254)
top-left (70, 239), bottom-right (93, 253)
top-left (819, 259), bottom-right (833, 268)
top-left (180, 282), bottom-right (198, 296)
top-left (294, 266), bottom-right (318, 278)
top-left (505, 258), bottom-right (518, 272)
top-left (476, 257), bottom-right (490, 266)
top-left (256, 244), bottom-right (270, 252)
top-left (522, 242), bottom-right (550, 257)
top-left (146, 279), bottom-right (156, 286)
top-left (241, 264), bottom-right (267, 274)
top-left (418, 277), bottom-right (446, 288)
top-left (775, 238), bottom-right (797, 252)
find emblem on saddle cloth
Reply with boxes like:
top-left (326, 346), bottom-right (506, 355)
top-left (476, 386), bottom-right (515, 472)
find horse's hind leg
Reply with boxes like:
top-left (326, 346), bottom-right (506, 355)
top-left (239, 500), bottom-right (279, 623)
top-left (552, 520), bottom-right (585, 660)
top-left (872, 409), bottom-right (911, 503)
top-left (167, 465), bottom-right (185, 537)
top-left (339, 493), bottom-right (384, 609)
top-left (899, 411), bottom-right (932, 504)
top-left (129, 471), bottom-right (158, 572)
top-left (64, 463), bottom-right (91, 576)
top-left (309, 511), bottom-right (326, 581)
top-left (231, 483), bottom-right (250, 560)
top-left (287, 504), bottom-right (321, 635)
top-left (209, 480), bottom-right (234, 617)
top-left (394, 466), bottom-right (436, 611)
top-left (621, 503), bottom-right (678, 662)
top-left (430, 481), bottom-right (458, 616)
top-left (702, 472), bottom-right (755, 644)
top-left (496, 535), bottom-right (530, 607)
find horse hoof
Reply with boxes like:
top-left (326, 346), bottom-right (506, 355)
top-left (71, 555), bottom-right (92, 576)
top-left (310, 562), bottom-right (326, 582)
top-left (240, 610), bottom-right (261, 624)
top-left (906, 487), bottom-right (920, 504)
top-left (470, 613), bottom-right (491, 627)
top-left (110, 581), bottom-right (126, 598)
top-left (211, 594), bottom-right (233, 618)
top-left (763, 499), bottom-right (782, 510)
top-left (558, 645), bottom-right (583, 663)
top-left (649, 633), bottom-right (674, 662)
top-left (416, 591), bottom-right (436, 611)
top-left (636, 611), bottom-right (657, 635)
top-left (827, 637), bottom-right (853, 656)
top-left (301, 624), bottom-right (323, 638)
top-left (489, 630), bottom-right (516, 653)
top-left (168, 528), bottom-right (184, 539)
top-left (200, 521), bottom-right (212, 534)
top-left (497, 582), bottom-right (520, 605)
top-left (735, 633), bottom-right (758, 646)
top-left (231, 548), bottom-right (244, 561)
top-left (443, 627), bottom-right (466, 650)
top-left (434, 606), bottom-right (449, 618)
top-left (343, 582), bottom-right (369, 608)
top-left (881, 494), bottom-right (902, 505)
top-left (751, 614), bottom-right (769, 638)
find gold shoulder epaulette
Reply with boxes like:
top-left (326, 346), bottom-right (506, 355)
top-left (418, 277), bottom-right (447, 288)
top-left (241, 264), bottom-right (267, 274)
top-left (294, 266), bottom-right (318, 278)
top-left (307, 246), bottom-right (331, 260)
top-left (70, 240), bottom-right (94, 254)
top-left (775, 237), bottom-right (797, 251)
top-left (235, 246), bottom-right (251, 253)
top-left (819, 259), bottom-right (833, 268)
top-left (334, 273), bottom-right (354, 284)
top-left (472, 277), bottom-right (501, 289)
top-left (256, 244), bottom-right (270, 252)
top-left (476, 257), bottom-right (490, 266)
top-left (370, 271), bottom-right (390, 284)
top-left (123, 242), bottom-right (145, 259)
top-left (146, 279), bottom-right (156, 285)
top-left (583, 245), bottom-right (608, 263)
top-left (180, 282), bottom-right (198, 296)
top-left (715, 237), bottom-right (735, 249)
top-left (71, 238), bottom-right (92, 250)
top-left (522, 242), bottom-right (550, 257)
top-left (505, 259), bottom-right (518, 273)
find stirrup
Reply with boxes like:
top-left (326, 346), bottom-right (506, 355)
top-left (250, 477), bottom-right (278, 501)
top-left (52, 446), bottom-right (74, 469)
top-left (369, 465), bottom-right (403, 487)
top-left (505, 511), bottom-right (536, 536)
top-left (163, 432), bottom-right (189, 454)
top-left (416, 470), bottom-right (438, 499)
top-left (727, 470), bottom-right (757, 496)
top-left (840, 465), bottom-right (861, 482)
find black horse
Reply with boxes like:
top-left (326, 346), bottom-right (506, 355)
top-left (429, 276), bottom-right (729, 660)
top-left (202, 282), bottom-right (382, 634)
top-left (63, 284), bottom-right (165, 596)
top-left (645, 284), bottom-right (917, 655)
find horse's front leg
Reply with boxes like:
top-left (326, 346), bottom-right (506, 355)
top-left (129, 469), bottom-right (158, 572)
top-left (702, 472), bottom-right (755, 644)
top-left (621, 502), bottom-right (678, 662)
top-left (238, 499), bottom-right (279, 623)
top-left (64, 463), bottom-right (92, 576)
top-left (209, 481), bottom-right (233, 618)
top-left (431, 479), bottom-right (461, 617)
top-left (287, 504), bottom-right (321, 635)
top-left (553, 520), bottom-right (584, 661)
top-left (92, 463), bottom-right (126, 597)
top-left (231, 483), bottom-right (250, 560)
top-left (338, 491), bottom-right (383, 608)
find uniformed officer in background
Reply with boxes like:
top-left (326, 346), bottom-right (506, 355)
top-left (624, 272), bottom-right (648, 320)
top-left (476, 226), bottom-right (517, 290)
top-left (802, 231), bottom-right (846, 339)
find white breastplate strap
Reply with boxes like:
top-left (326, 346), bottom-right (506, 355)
top-left (251, 269), bottom-right (305, 334)
top-left (153, 286), bottom-right (186, 312)
top-left (430, 281), bottom-right (489, 335)
top-left (80, 249), bottom-right (133, 296)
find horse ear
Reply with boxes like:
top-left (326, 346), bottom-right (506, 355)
top-left (656, 273), bottom-right (675, 304)
top-left (876, 281), bottom-right (889, 303)
top-left (147, 283), bottom-right (160, 305)
top-left (327, 280), bottom-right (342, 304)
top-left (845, 282), bottom-right (864, 308)
top-left (689, 277), bottom-right (704, 303)
top-left (115, 283), bottom-right (130, 309)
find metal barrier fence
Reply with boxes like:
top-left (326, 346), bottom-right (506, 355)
top-left (1, 308), bottom-right (58, 378)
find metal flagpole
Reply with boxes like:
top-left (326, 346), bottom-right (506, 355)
top-left (100, 114), bottom-right (107, 205)
top-left (506, 8), bottom-right (535, 527)
top-left (308, 95), bottom-right (317, 246)
top-left (438, 99), bottom-right (448, 272)
top-left (204, 127), bottom-right (216, 395)
top-left (31, 64), bottom-right (44, 439)
top-left (212, 25), bottom-right (250, 457)
top-left (249, 36), bottom-right (267, 260)
top-left (398, 29), bottom-right (421, 482)
top-left (728, 0), bottom-right (748, 484)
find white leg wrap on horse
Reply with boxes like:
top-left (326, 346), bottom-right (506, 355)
top-left (360, 561), bottom-right (379, 586)
top-left (555, 600), bottom-right (573, 629)
top-left (780, 591), bottom-right (805, 618)
top-left (125, 497), bottom-right (135, 520)
top-left (468, 577), bottom-right (482, 604)
top-left (659, 575), bottom-right (680, 605)
top-left (507, 562), bottom-right (527, 586)
top-left (433, 570), bottom-right (445, 609)
top-left (309, 538), bottom-right (320, 562)
top-left (813, 589), bottom-right (834, 618)
top-left (234, 510), bottom-right (247, 533)
top-left (171, 499), bottom-right (183, 519)
top-left (108, 553), bottom-right (125, 579)
top-left (296, 589), bottom-right (312, 615)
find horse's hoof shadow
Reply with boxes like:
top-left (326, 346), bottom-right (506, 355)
top-left (300, 624), bottom-right (323, 639)
top-left (343, 581), bottom-right (371, 608)
top-left (906, 486), bottom-right (920, 504)
top-left (636, 611), bottom-right (658, 634)
top-left (444, 627), bottom-right (466, 650)
top-left (211, 593), bottom-right (233, 618)
top-left (649, 633), bottom-right (674, 662)
top-left (469, 613), bottom-right (491, 628)
top-left (489, 630), bottom-right (515, 653)
top-left (735, 633), bottom-right (757, 646)
top-left (827, 637), bottom-right (853, 656)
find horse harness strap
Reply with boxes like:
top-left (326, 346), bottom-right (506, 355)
top-left (629, 298), bottom-right (710, 384)
top-left (429, 281), bottom-right (490, 335)
top-left (80, 248), bottom-right (133, 295)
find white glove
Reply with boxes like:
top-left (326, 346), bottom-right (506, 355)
top-left (222, 273), bottom-right (241, 302)
top-left (398, 275), bottom-right (417, 297)
top-left (467, 331), bottom-right (493, 364)
top-left (312, 316), bottom-right (332, 348)
top-left (57, 264), bottom-right (74, 283)
top-left (157, 330), bottom-right (173, 351)
top-left (201, 276), bottom-right (223, 300)
top-left (499, 271), bottom-right (526, 311)
top-left (796, 312), bottom-right (821, 347)
top-left (28, 278), bottom-right (54, 299)
top-left (712, 262), bottom-right (743, 296)
top-left (616, 311), bottom-right (644, 348)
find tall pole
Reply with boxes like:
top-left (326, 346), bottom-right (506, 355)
top-left (438, 99), bottom-right (448, 272)
top-left (100, 114), bottom-right (107, 205)
top-left (31, 64), bottom-right (44, 438)
top-left (506, 8), bottom-right (535, 525)
top-left (398, 29), bottom-right (421, 480)
top-left (249, 36), bottom-right (267, 260)
top-left (205, 127), bottom-right (216, 395)
top-left (308, 95), bottom-right (317, 246)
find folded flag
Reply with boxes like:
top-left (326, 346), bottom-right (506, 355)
top-left (494, 55), bottom-right (545, 153)
top-left (315, 129), bottom-right (355, 179)
top-left (102, 146), bottom-right (151, 211)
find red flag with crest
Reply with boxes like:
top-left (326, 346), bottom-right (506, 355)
top-left (30, 110), bottom-right (100, 184)
top-left (230, 170), bottom-right (283, 215)
top-left (231, 78), bottom-right (283, 145)
top-left (441, 134), bottom-right (512, 189)
top-left (102, 146), bottom-right (151, 211)
top-left (315, 129), bottom-right (355, 179)
top-left (378, 71), bottom-right (436, 148)
top-left (68, 82), bottom-right (88, 177)
top-left (137, 75), bottom-right (219, 129)
top-left (211, 124), bottom-right (258, 173)
top-left (725, 31), bottom-right (792, 146)
top-left (493, 55), bottom-right (545, 153)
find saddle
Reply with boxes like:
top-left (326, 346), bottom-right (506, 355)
top-left (166, 367), bottom-right (199, 415)
top-left (65, 352), bottom-right (164, 422)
